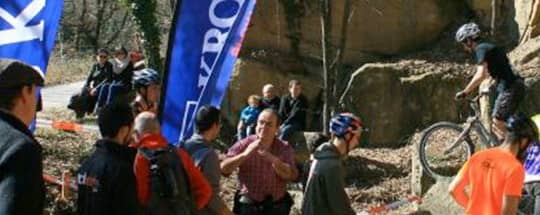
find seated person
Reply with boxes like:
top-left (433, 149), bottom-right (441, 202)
top-left (237, 95), bottom-right (261, 140)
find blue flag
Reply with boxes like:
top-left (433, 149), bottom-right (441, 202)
top-left (0, 0), bottom-right (63, 76)
top-left (160, 0), bottom-right (256, 144)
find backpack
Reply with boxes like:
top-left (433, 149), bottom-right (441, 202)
top-left (138, 145), bottom-right (196, 215)
top-left (180, 140), bottom-right (212, 169)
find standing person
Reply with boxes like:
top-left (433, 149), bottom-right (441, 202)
top-left (133, 112), bottom-right (212, 214)
top-left (132, 68), bottom-right (161, 116)
top-left (111, 46), bottom-right (134, 90)
top-left (454, 23), bottom-right (526, 141)
top-left (261, 84), bottom-right (280, 112)
top-left (449, 113), bottom-right (539, 215)
top-left (237, 95), bottom-right (261, 140)
top-left (182, 106), bottom-right (234, 215)
top-left (77, 103), bottom-right (141, 215)
top-left (519, 114), bottom-right (540, 214)
top-left (221, 109), bottom-right (298, 215)
top-left (0, 59), bottom-right (45, 214)
top-left (301, 113), bottom-right (364, 215)
top-left (279, 80), bottom-right (308, 141)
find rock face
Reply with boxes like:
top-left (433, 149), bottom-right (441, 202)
top-left (418, 177), bottom-right (464, 214)
top-left (340, 63), bottom-right (467, 145)
top-left (220, 57), bottom-right (322, 128)
top-left (244, 0), bottom-right (464, 65)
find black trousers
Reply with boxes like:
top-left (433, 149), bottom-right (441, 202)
top-left (233, 192), bottom-right (293, 215)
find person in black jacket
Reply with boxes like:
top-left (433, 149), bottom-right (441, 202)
top-left (278, 80), bottom-right (308, 141)
top-left (111, 46), bottom-right (134, 90)
top-left (0, 59), bottom-right (46, 215)
top-left (301, 113), bottom-right (364, 215)
top-left (261, 84), bottom-right (280, 112)
top-left (72, 49), bottom-right (113, 120)
top-left (77, 103), bottom-right (140, 215)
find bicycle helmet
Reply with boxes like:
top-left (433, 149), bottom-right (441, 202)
top-left (455, 22), bottom-right (481, 43)
top-left (329, 113), bottom-right (363, 138)
top-left (506, 113), bottom-right (539, 142)
top-left (133, 68), bottom-right (160, 89)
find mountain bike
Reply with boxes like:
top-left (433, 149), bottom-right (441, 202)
top-left (418, 94), bottom-right (500, 178)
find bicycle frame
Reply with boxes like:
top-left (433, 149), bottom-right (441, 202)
top-left (444, 96), bottom-right (496, 154)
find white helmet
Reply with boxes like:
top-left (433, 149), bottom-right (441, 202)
top-left (455, 22), bottom-right (481, 43)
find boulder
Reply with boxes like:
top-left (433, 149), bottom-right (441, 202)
top-left (244, 0), bottom-right (464, 65)
top-left (340, 63), bottom-right (467, 145)
top-left (220, 57), bottom-right (322, 129)
top-left (418, 177), bottom-right (463, 214)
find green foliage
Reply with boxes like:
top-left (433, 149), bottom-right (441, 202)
top-left (125, 0), bottom-right (163, 71)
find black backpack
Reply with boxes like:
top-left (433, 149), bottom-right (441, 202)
top-left (138, 145), bottom-right (196, 215)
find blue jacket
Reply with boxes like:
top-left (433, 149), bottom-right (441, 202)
top-left (240, 106), bottom-right (261, 125)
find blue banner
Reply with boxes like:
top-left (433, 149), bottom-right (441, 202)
top-left (0, 0), bottom-right (63, 77)
top-left (160, 0), bottom-right (256, 144)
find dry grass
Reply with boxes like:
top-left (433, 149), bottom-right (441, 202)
top-left (46, 54), bottom-right (94, 86)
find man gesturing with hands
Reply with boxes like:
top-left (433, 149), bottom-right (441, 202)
top-left (221, 108), bottom-right (297, 215)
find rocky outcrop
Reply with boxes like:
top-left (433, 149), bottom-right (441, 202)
top-left (337, 63), bottom-right (468, 145)
top-left (220, 57), bottom-right (322, 128)
top-left (244, 0), bottom-right (464, 65)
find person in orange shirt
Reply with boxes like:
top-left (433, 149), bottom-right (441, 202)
top-left (133, 111), bottom-right (212, 214)
top-left (449, 113), bottom-right (539, 215)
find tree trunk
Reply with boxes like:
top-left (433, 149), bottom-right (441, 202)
top-left (320, 0), bottom-right (331, 134)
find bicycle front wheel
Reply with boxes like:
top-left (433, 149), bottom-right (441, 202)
top-left (419, 122), bottom-right (473, 178)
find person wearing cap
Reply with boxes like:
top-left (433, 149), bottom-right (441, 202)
top-left (301, 113), bottom-right (364, 215)
top-left (0, 59), bottom-right (46, 214)
top-left (518, 114), bottom-right (540, 214)
top-left (449, 113), bottom-right (539, 215)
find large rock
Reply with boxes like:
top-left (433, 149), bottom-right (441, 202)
top-left (465, 0), bottom-right (532, 43)
top-left (220, 57), bottom-right (322, 128)
top-left (244, 0), bottom-right (464, 65)
top-left (418, 177), bottom-right (463, 214)
top-left (340, 63), bottom-right (467, 145)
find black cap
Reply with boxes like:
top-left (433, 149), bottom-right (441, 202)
top-left (0, 59), bottom-right (45, 89)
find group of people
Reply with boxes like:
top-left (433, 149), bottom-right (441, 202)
top-left (68, 46), bottom-right (146, 121)
top-left (449, 22), bottom-right (540, 215)
top-left (237, 80), bottom-right (308, 142)
top-left (0, 56), bottom-right (366, 215)
top-left (3, 20), bottom-right (540, 215)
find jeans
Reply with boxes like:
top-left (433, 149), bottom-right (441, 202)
top-left (279, 123), bottom-right (301, 142)
top-left (519, 182), bottom-right (540, 215)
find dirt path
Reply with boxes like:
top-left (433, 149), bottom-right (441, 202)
top-left (40, 81), bottom-right (84, 109)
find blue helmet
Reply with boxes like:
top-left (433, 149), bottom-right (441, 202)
top-left (329, 113), bottom-right (363, 138)
top-left (133, 68), bottom-right (160, 89)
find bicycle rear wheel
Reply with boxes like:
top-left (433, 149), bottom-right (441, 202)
top-left (419, 122), bottom-right (473, 178)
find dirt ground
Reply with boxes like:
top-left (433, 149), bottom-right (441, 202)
top-left (36, 107), bottom-right (417, 214)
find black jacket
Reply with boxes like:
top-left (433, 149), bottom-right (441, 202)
top-left (84, 62), bottom-right (113, 89)
top-left (111, 62), bottom-right (134, 90)
top-left (261, 96), bottom-right (280, 112)
top-left (0, 110), bottom-right (45, 215)
top-left (301, 142), bottom-right (355, 215)
top-left (77, 139), bottom-right (141, 215)
top-left (278, 94), bottom-right (308, 129)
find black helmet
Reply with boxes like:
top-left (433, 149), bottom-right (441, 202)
top-left (506, 113), bottom-right (539, 142)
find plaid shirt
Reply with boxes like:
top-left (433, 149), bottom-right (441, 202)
top-left (226, 135), bottom-right (296, 202)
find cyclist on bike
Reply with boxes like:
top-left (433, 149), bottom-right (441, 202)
top-left (132, 68), bottom-right (160, 116)
top-left (454, 22), bottom-right (526, 141)
top-left (449, 113), bottom-right (538, 215)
